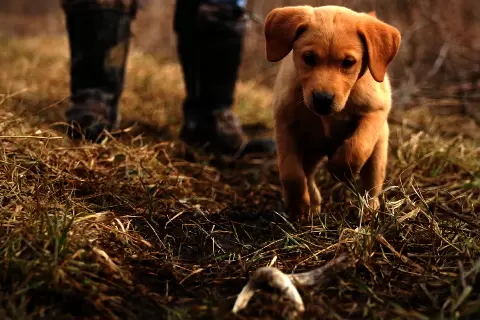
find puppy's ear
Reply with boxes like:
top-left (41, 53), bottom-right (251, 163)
top-left (358, 15), bottom-right (401, 82)
top-left (367, 11), bottom-right (376, 17)
top-left (264, 6), bottom-right (314, 62)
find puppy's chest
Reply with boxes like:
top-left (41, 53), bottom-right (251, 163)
top-left (294, 113), bottom-right (359, 156)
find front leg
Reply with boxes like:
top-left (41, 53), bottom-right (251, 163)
top-left (360, 123), bottom-right (389, 210)
top-left (275, 126), bottom-right (310, 221)
top-left (304, 155), bottom-right (322, 214)
top-left (328, 111), bottom-right (388, 182)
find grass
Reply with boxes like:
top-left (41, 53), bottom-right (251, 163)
top-left (0, 33), bottom-right (480, 320)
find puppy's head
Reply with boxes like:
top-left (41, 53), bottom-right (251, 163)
top-left (264, 6), bottom-right (401, 115)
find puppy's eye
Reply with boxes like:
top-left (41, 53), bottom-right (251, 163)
top-left (342, 58), bottom-right (356, 69)
top-left (303, 52), bottom-right (316, 66)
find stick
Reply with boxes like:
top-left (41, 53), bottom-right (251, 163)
top-left (377, 234), bottom-right (425, 273)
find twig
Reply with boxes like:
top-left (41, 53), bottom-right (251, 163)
top-left (0, 135), bottom-right (63, 139)
top-left (436, 204), bottom-right (480, 229)
top-left (377, 234), bottom-right (425, 273)
top-left (423, 42), bottom-right (450, 81)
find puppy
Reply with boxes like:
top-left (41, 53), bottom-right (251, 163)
top-left (264, 5), bottom-right (401, 220)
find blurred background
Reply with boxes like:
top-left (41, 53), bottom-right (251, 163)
top-left (0, 0), bottom-right (479, 108)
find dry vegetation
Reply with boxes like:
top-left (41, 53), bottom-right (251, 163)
top-left (1, 1), bottom-right (480, 319)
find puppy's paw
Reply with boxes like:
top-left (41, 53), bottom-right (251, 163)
top-left (285, 200), bottom-right (310, 222)
top-left (309, 192), bottom-right (322, 218)
top-left (310, 203), bottom-right (321, 216)
top-left (281, 174), bottom-right (310, 222)
top-left (328, 143), bottom-right (364, 181)
top-left (368, 197), bottom-right (380, 211)
top-left (308, 183), bottom-right (322, 206)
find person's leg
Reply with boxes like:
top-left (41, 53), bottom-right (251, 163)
top-left (174, 0), bottom-right (276, 157)
top-left (61, 0), bottom-right (137, 141)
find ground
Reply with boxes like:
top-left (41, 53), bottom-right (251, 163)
top-left (0, 34), bottom-right (480, 320)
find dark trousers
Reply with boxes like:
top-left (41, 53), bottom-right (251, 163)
top-left (61, 0), bottom-right (247, 116)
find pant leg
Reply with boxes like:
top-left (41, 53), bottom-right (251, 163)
top-left (173, 0), bottom-right (276, 156)
top-left (61, 0), bottom-right (137, 138)
top-left (174, 0), bottom-right (247, 113)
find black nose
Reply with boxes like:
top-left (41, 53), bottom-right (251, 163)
top-left (311, 91), bottom-right (334, 115)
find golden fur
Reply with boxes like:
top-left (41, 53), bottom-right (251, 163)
top-left (264, 5), bottom-right (401, 220)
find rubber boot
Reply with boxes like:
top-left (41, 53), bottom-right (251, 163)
top-left (174, 0), bottom-right (276, 157)
top-left (61, 0), bottom-right (137, 141)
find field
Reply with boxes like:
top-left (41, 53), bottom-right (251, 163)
top-left (1, 1), bottom-right (480, 320)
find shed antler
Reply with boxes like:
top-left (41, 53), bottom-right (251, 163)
top-left (232, 254), bottom-right (353, 318)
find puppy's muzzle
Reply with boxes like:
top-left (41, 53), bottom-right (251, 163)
top-left (311, 91), bottom-right (334, 115)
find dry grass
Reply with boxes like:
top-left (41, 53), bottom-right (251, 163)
top-left (1, 29), bottom-right (480, 320)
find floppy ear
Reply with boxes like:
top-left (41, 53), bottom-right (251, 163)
top-left (264, 6), bottom-right (314, 62)
top-left (367, 11), bottom-right (376, 18)
top-left (358, 15), bottom-right (401, 82)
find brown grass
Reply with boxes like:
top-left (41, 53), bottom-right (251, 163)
top-left (0, 2), bottom-right (480, 319)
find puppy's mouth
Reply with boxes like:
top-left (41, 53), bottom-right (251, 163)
top-left (311, 104), bottom-right (336, 116)
top-left (308, 91), bottom-right (338, 116)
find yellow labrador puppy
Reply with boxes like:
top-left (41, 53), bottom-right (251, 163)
top-left (264, 5), bottom-right (401, 220)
